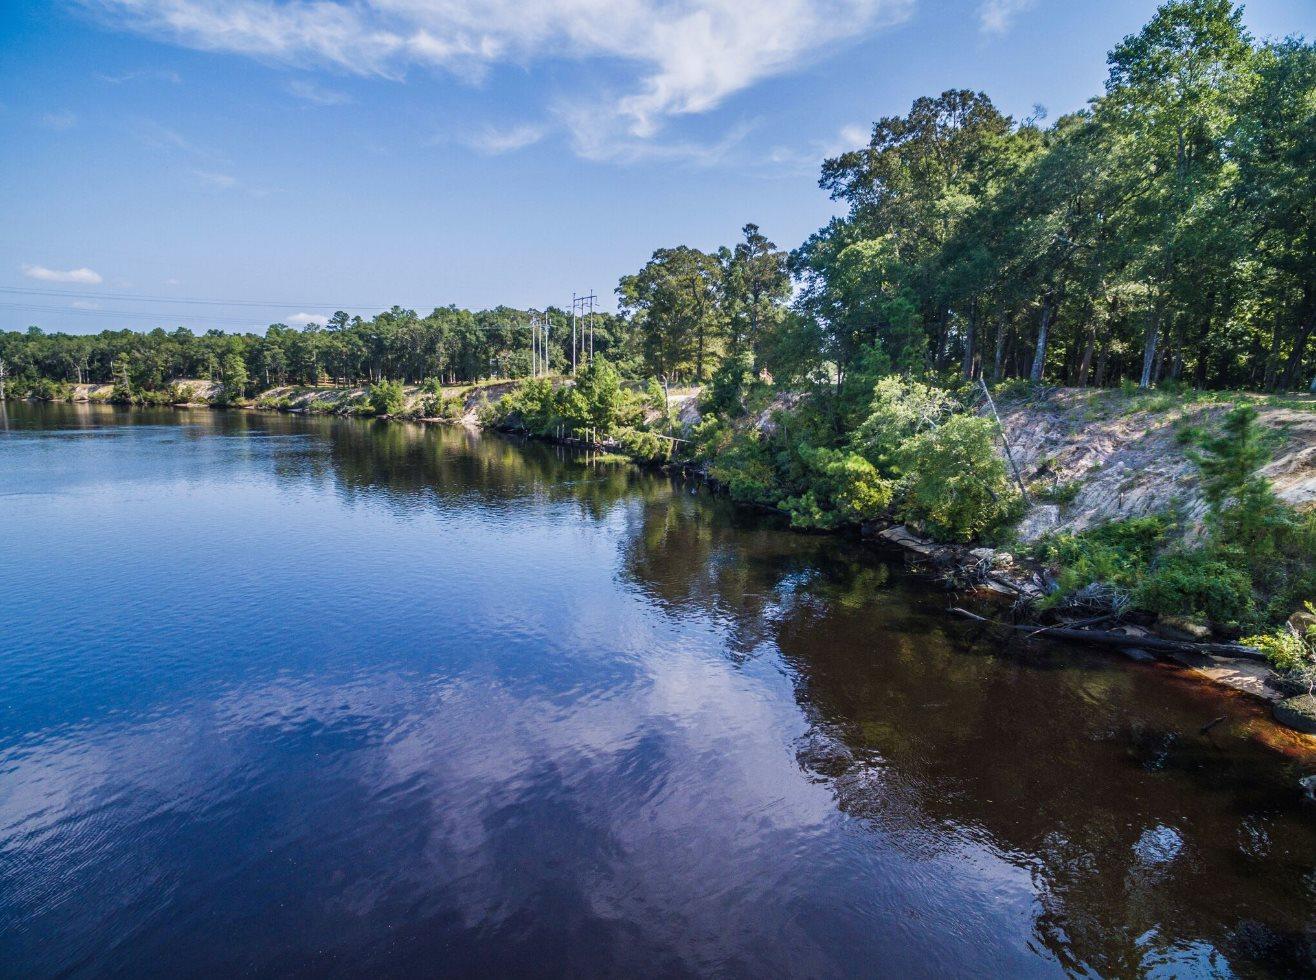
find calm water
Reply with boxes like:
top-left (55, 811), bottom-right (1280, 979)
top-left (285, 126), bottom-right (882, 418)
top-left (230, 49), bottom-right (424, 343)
top-left (2, 402), bottom-right (1315, 978)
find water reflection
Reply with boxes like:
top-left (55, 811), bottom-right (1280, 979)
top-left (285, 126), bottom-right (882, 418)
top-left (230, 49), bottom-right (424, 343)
top-left (1, 402), bottom-right (1314, 977)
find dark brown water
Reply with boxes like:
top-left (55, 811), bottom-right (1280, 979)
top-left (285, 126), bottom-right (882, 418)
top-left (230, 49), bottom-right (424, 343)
top-left (2, 402), bottom-right (1315, 977)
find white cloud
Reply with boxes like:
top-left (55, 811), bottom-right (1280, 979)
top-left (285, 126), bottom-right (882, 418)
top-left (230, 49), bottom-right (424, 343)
top-left (165, 277), bottom-right (181, 285)
top-left (287, 78), bottom-right (353, 105)
top-left (194, 169), bottom-right (237, 189)
top-left (98, 68), bottom-right (182, 84)
top-left (22, 264), bottom-right (104, 284)
top-left (461, 123), bottom-right (545, 155)
top-left (71, 300), bottom-right (102, 310)
top-left (978, 0), bottom-right (1035, 35)
top-left (132, 118), bottom-right (208, 155)
top-left (41, 110), bottom-right (78, 131)
top-left (766, 121), bottom-right (868, 173)
top-left (287, 312), bottom-right (327, 326)
top-left (81, 0), bottom-right (914, 152)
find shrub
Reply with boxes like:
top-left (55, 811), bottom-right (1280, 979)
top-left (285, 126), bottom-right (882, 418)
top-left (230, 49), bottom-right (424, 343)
top-left (30, 378), bottom-right (73, 401)
top-left (780, 447), bottom-right (894, 529)
top-left (895, 415), bottom-right (1021, 542)
top-left (706, 431), bottom-right (779, 508)
top-left (702, 350), bottom-right (757, 417)
top-left (1246, 627), bottom-right (1311, 674)
top-left (851, 376), bottom-right (956, 476)
top-left (1134, 551), bottom-right (1256, 625)
top-left (1035, 516), bottom-right (1170, 607)
top-left (368, 380), bottom-right (406, 416)
top-left (616, 428), bottom-right (666, 463)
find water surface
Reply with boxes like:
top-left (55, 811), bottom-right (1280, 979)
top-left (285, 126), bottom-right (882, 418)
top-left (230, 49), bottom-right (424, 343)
top-left (2, 402), bottom-right (1315, 977)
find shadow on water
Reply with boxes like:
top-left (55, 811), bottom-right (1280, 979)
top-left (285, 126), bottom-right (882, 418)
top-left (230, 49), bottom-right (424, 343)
top-left (3, 401), bottom-right (1316, 977)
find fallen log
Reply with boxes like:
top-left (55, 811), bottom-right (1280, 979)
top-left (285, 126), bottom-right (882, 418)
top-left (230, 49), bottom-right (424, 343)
top-left (947, 607), bottom-right (1269, 663)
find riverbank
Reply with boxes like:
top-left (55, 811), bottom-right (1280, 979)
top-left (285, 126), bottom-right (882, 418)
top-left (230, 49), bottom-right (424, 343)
top-left (10, 381), bottom-right (1316, 736)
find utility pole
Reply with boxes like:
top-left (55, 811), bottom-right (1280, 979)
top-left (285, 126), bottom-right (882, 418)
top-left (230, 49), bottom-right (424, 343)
top-left (589, 292), bottom-right (597, 362)
top-left (569, 292), bottom-right (598, 369)
top-left (542, 311), bottom-right (550, 375)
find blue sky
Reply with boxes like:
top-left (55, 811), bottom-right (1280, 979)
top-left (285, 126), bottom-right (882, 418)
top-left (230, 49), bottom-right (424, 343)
top-left (2, 0), bottom-right (1311, 333)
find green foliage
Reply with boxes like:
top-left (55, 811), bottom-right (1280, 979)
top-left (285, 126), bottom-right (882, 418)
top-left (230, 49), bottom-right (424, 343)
top-left (704, 429), bottom-right (780, 508)
top-left (1244, 609), bottom-right (1315, 674)
top-left (1194, 404), bottom-right (1316, 619)
top-left (702, 350), bottom-right (757, 418)
top-left (563, 356), bottom-right (629, 435)
top-left (616, 428), bottom-right (667, 463)
top-left (780, 447), bottom-right (894, 529)
top-left (482, 360), bottom-right (646, 441)
top-left (1135, 552), bottom-right (1256, 625)
top-left (1035, 516), bottom-right (1171, 605)
top-left (895, 415), bottom-right (1022, 542)
top-left (1035, 480), bottom-right (1082, 506)
top-left (367, 379), bottom-right (407, 416)
top-left (29, 378), bottom-right (73, 401)
top-left (851, 376), bottom-right (956, 475)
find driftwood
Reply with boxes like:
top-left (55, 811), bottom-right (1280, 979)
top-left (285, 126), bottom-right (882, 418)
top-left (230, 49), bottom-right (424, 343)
top-left (948, 607), bottom-right (1269, 663)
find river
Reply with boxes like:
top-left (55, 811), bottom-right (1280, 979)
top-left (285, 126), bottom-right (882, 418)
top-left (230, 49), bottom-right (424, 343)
top-left (2, 402), bottom-right (1314, 977)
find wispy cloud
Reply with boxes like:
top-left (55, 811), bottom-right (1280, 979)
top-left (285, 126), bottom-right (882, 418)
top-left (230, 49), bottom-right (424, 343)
top-left (22, 263), bottom-right (104, 284)
top-left (131, 117), bottom-right (209, 155)
top-left (978, 0), bottom-right (1036, 35)
top-left (98, 68), bottom-right (182, 84)
top-left (41, 110), bottom-right (78, 131)
top-left (766, 122), bottom-right (868, 174)
top-left (287, 78), bottom-right (353, 105)
top-left (81, 0), bottom-right (914, 157)
top-left (71, 300), bottom-right (102, 310)
top-left (194, 169), bottom-right (238, 189)
top-left (287, 312), bottom-right (327, 327)
top-left (461, 123), bottom-right (545, 155)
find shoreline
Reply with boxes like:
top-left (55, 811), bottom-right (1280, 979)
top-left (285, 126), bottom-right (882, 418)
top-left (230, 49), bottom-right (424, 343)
top-left (10, 393), bottom-right (1316, 743)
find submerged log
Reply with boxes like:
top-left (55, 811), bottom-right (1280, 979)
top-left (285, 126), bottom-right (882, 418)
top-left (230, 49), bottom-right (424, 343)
top-left (947, 607), bottom-right (1269, 662)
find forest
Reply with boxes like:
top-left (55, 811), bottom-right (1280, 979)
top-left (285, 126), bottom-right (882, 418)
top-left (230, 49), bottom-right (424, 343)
top-left (2, 0), bottom-right (1312, 401)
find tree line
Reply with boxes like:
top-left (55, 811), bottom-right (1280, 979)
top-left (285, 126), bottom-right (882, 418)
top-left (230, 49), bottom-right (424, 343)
top-left (2, 0), bottom-right (1312, 401)
top-left (621, 0), bottom-right (1314, 397)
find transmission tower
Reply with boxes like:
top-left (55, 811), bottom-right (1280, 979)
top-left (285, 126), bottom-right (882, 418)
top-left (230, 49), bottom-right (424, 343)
top-left (571, 291), bottom-right (598, 370)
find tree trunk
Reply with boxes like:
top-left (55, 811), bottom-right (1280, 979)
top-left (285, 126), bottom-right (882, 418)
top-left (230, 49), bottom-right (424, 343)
top-left (1139, 315), bottom-right (1160, 388)
top-left (1075, 318), bottom-right (1096, 387)
top-left (1263, 321), bottom-right (1282, 390)
top-left (961, 305), bottom-right (977, 380)
top-left (993, 321), bottom-right (1006, 380)
top-left (1030, 292), bottom-right (1054, 383)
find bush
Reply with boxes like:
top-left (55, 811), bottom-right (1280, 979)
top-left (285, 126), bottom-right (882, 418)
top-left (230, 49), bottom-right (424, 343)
top-left (780, 447), bottom-right (893, 529)
top-left (852, 376), bottom-right (956, 476)
top-left (1193, 404), bottom-right (1316, 621)
top-left (616, 428), bottom-right (667, 463)
top-left (30, 378), bottom-right (73, 401)
top-left (1035, 516), bottom-right (1170, 607)
top-left (702, 350), bottom-right (757, 417)
top-left (368, 380), bottom-right (406, 416)
top-left (895, 415), bottom-right (1021, 542)
top-left (706, 430), bottom-right (779, 507)
top-left (1134, 551), bottom-right (1256, 625)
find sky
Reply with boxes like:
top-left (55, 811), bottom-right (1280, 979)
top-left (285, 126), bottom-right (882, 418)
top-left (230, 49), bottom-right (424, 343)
top-left (1, 0), bottom-right (1312, 334)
